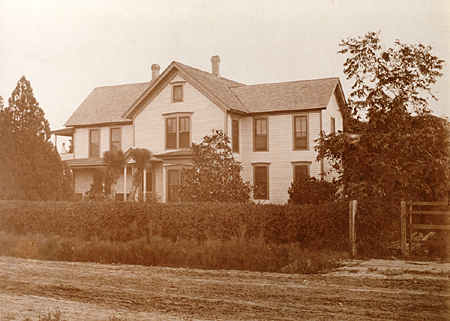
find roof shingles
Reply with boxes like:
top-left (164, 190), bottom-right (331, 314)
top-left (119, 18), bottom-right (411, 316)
top-left (64, 62), bottom-right (341, 127)
top-left (65, 82), bottom-right (151, 127)
top-left (230, 77), bottom-right (339, 113)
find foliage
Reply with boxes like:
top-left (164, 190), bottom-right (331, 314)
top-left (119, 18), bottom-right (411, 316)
top-left (288, 175), bottom-right (339, 205)
top-left (104, 149), bottom-right (125, 199)
top-left (178, 130), bottom-right (252, 202)
top-left (316, 31), bottom-right (449, 202)
top-left (129, 148), bottom-right (152, 201)
top-left (0, 77), bottom-right (74, 200)
top-left (0, 200), bottom-right (349, 250)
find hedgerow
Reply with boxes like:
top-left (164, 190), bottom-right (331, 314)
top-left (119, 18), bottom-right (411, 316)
top-left (0, 200), bottom-right (349, 250)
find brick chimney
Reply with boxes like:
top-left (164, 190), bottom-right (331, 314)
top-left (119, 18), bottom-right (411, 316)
top-left (211, 55), bottom-right (221, 78)
top-left (151, 64), bottom-right (160, 80)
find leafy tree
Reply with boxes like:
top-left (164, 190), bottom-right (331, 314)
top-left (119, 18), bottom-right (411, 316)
top-left (316, 31), bottom-right (449, 202)
top-left (0, 76), bottom-right (73, 200)
top-left (104, 149), bottom-right (125, 200)
top-left (129, 148), bottom-right (152, 201)
top-left (288, 175), bottom-right (339, 205)
top-left (178, 130), bottom-right (251, 203)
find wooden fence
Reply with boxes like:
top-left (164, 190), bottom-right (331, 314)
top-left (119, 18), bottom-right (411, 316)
top-left (401, 200), bottom-right (450, 256)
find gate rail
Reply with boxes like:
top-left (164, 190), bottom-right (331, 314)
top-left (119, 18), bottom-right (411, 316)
top-left (401, 200), bottom-right (450, 256)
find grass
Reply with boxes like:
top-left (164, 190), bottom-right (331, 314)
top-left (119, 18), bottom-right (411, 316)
top-left (0, 231), bottom-right (347, 274)
top-left (21, 309), bottom-right (130, 321)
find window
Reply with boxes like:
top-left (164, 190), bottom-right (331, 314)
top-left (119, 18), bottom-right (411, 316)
top-left (253, 164), bottom-right (269, 200)
top-left (293, 164), bottom-right (310, 182)
top-left (254, 117), bottom-right (268, 151)
top-left (143, 171), bottom-right (153, 193)
top-left (165, 115), bottom-right (191, 149)
top-left (294, 115), bottom-right (308, 150)
top-left (166, 118), bottom-right (177, 148)
top-left (172, 84), bottom-right (183, 102)
top-left (89, 129), bottom-right (99, 158)
top-left (331, 117), bottom-right (336, 134)
top-left (232, 119), bottom-right (239, 153)
top-left (167, 169), bottom-right (185, 202)
top-left (179, 117), bottom-right (190, 148)
top-left (110, 127), bottom-right (121, 152)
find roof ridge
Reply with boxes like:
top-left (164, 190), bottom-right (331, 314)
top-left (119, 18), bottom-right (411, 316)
top-left (243, 77), bottom-right (339, 88)
top-left (93, 81), bottom-right (152, 90)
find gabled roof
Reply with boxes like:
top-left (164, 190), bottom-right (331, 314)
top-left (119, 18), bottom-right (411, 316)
top-left (65, 82), bottom-right (151, 127)
top-left (64, 60), bottom-right (345, 127)
top-left (230, 77), bottom-right (341, 113)
top-left (173, 62), bottom-right (248, 113)
top-left (122, 61), bottom-right (248, 119)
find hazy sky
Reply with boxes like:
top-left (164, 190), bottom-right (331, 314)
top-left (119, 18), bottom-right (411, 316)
top-left (1, 0), bottom-right (449, 130)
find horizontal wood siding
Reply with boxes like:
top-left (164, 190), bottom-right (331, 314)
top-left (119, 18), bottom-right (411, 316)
top-left (240, 112), bottom-right (322, 203)
top-left (121, 125), bottom-right (133, 152)
top-left (322, 91), bottom-right (343, 181)
top-left (74, 128), bottom-right (89, 159)
top-left (134, 73), bottom-right (225, 153)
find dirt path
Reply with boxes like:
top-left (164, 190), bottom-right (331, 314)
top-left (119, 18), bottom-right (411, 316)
top-left (1, 256), bottom-right (449, 320)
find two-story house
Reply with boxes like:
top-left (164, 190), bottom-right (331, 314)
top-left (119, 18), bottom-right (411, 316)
top-left (53, 56), bottom-right (346, 203)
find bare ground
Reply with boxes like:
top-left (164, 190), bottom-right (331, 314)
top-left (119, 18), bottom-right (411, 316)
top-left (1, 256), bottom-right (449, 321)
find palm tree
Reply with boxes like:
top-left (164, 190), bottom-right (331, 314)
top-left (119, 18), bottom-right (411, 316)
top-left (129, 148), bottom-right (152, 201)
top-left (104, 149), bottom-right (125, 200)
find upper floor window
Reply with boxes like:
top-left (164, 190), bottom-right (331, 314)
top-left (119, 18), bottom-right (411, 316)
top-left (254, 117), bottom-right (268, 151)
top-left (165, 115), bottom-right (191, 149)
top-left (232, 119), bottom-right (239, 153)
top-left (110, 127), bottom-right (121, 152)
top-left (331, 117), bottom-right (336, 134)
top-left (294, 115), bottom-right (308, 150)
top-left (89, 129), bottom-right (100, 158)
top-left (172, 84), bottom-right (183, 102)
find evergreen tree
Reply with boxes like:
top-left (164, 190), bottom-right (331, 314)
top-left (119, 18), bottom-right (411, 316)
top-left (0, 76), bottom-right (73, 200)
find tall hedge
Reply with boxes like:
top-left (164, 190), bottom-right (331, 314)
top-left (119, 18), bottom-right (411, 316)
top-left (0, 201), bottom-right (351, 251)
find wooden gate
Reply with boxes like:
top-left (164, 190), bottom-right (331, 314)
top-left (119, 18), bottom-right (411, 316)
top-left (401, 200), bottom-right (450, 256)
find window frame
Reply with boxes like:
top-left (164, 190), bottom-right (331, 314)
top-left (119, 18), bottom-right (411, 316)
top-left (291, 161), bottom-right (311, 182)
top-left (331, 117), bottom-right (336, 134)
top-left (253, 116), bottom-right (269, 152)
top-left (171, 83), bottom-right (184, 103)
top-left (293, 114), bottom-right (309, 150)
top-left (166, 168), bottom-right (186, 202)
top-left (252, 163), bottom-right (270, 200)
top-left (164, 113), bottom-right (192, 150)
top-left (110, 127), bottom-right (121, 152)
top-left (89, 128), bottom-right (100, 158)
top-left (231, 119), bottom-right (240, 153)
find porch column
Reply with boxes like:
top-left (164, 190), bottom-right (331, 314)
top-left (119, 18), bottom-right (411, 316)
top-left (123, 166), bottom-right (127, 201)
top-left (143, 168), bottom-right (147, 199)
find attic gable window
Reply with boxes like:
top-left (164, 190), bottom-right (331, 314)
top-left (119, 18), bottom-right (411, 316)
top-left (172, 84), bottom-right (183, 102)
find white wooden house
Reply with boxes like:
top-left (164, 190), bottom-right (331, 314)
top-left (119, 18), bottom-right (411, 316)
top-left (53, 56), bottom-right (346, 203)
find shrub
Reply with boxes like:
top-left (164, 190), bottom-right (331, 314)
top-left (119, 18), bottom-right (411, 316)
top-left (288, 176), bottom-right (339, 205)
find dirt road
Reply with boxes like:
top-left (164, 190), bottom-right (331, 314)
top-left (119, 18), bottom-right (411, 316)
top-left (1, 256), bottom-right (449, 320)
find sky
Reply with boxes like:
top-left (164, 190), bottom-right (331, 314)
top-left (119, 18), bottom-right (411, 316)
top-left (1, 0), bottom-right (449, 132)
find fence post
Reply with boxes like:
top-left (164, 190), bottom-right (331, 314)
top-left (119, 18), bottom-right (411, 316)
top-left (401, 201), bottom-right (407, 256)
top-left (349, 200), bottom-right (357, 258)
